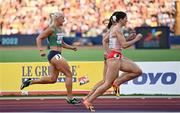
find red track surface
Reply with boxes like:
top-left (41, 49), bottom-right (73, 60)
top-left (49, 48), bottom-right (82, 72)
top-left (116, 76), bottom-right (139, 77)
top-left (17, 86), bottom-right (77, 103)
top-left (0, 98), bottom-right (180, 112)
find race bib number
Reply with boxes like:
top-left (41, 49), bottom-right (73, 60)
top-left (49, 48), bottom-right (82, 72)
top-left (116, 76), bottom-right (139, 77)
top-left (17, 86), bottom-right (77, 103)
top-left (55, 54), bottom-right (62, 60)
top-left (56, 33), bottom-right (64, 44)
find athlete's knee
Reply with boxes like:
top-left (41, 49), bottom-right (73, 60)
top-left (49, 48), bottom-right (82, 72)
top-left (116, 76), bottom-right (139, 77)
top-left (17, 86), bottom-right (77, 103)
top-left (49, 77), bottom-right (57, 84)
top-left (134, 68), bottom-right (142, 76)
top-left (103, 82), bottom-right (112, 89)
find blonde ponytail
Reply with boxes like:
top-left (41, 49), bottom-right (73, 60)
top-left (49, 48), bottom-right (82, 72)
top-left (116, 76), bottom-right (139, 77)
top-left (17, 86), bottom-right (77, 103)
top-left (48, 12), bottom-right (63, 27)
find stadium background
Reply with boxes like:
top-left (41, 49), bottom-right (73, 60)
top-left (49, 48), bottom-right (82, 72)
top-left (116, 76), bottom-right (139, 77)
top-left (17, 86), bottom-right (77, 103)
top-left (0, 0), bottom-right (180, 96)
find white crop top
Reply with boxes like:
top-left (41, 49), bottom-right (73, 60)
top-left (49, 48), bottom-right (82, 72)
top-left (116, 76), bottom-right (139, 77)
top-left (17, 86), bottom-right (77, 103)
top-left (109, 30), bottom-right (122, 50)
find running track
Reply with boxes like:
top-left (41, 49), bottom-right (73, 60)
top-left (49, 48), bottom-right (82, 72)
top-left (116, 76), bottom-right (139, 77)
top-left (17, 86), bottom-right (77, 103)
top-left (0, 96), bottom-right (180, 112)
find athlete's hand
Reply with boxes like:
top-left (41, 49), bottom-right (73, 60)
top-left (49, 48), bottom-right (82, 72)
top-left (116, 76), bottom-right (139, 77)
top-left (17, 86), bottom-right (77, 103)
top-left (128, 33), bottom-right (136, 40)
top-left (40, 50), bottom-right (46, 57)
top-left (136, 33), bottom-right (143, 41)
top-left (72, 46), bottom-right (77, 51)
top-left (130, 29), bottom-right (136, 34)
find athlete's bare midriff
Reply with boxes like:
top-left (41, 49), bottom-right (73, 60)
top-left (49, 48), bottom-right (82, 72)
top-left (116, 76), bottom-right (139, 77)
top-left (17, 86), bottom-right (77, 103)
top-left (109, 48), bottom-right (122, 53)
top-left (50, 46), bottom-right (62, 52)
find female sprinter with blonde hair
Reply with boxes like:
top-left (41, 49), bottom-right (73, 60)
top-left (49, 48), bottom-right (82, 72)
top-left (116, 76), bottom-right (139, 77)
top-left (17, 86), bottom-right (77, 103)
top-left (83, 11), bottom-right (143, 111)
top-left (20, 12), bottom-right (81, 105)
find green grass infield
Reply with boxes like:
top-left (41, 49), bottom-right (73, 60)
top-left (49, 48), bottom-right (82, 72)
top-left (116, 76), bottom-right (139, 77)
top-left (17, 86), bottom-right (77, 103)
top-left (0, 47), bottom-right (180, 62)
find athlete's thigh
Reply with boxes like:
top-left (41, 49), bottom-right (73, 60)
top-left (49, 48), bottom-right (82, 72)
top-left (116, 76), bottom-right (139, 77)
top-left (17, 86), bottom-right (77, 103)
top-left (105, 59), bottom-right (120, 83)
top-left (102, 61), bottom-right (107, 80)
top-left (120, 58), bottom-right (140, 72)
top-left (51, 56), bottom-right (70, 71)
top-left (49, 63), bottom-right (59, 80)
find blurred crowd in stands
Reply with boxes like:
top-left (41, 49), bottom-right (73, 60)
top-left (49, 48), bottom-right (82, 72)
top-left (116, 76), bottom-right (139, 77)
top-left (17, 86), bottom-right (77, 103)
top-left (0, 0), bottom-right (177, 36)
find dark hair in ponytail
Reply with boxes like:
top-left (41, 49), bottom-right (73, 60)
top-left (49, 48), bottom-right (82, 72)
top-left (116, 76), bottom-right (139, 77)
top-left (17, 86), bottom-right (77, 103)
top-left (107, 11), bottom-right (127, 29)
top-left (107, 16), bottom-right (113, 29)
